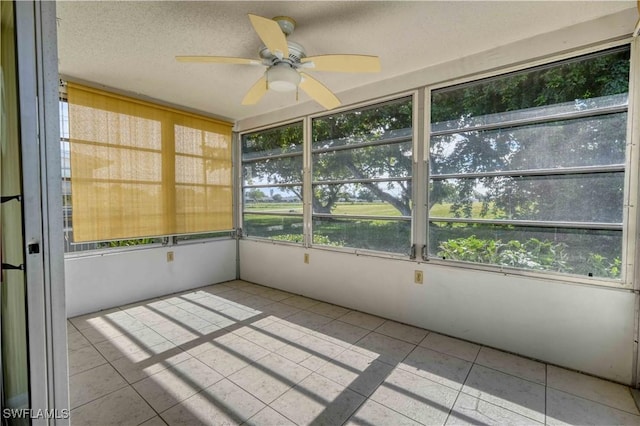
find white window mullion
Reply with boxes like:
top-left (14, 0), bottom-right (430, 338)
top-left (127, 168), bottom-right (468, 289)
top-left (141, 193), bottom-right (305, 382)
top-left (303, 116), bottom-right (313, 248)
top-left (412, 88), bottom-right (427, 259)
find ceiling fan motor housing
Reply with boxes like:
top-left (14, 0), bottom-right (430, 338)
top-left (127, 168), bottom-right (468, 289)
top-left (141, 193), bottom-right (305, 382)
top-left (259, 41), bottom-right (306, 66)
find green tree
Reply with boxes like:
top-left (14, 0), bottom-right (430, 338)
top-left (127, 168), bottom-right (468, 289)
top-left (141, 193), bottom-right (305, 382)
top-left (311, 99), bottom-right (413, 215)
top-left (242, 122), bottom-right (304, 203)
top-left (243, 100), bottom-right (414, 215)
top-left (357, 188), bottom-right (375, 202)
top-left (430, 48), bottom-right (629, 223)
top-left (245, 188), bottom-right (266, 202)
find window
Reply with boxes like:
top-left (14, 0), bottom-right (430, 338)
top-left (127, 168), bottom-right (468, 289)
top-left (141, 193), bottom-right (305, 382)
top-left (242, 122), bottom-right (304, 242)
top-left (67, 83), bottom-right (233, 243)
top-left (428, 47), bottom-right (630, 279)
top-left (312, 97), bottom-right (413, 253)
top-left (60, 99), bottom-right (164, 252)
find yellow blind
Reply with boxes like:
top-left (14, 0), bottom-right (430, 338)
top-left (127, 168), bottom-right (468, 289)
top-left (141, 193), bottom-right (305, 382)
top-left (67, 83), bottom-right (233, 242)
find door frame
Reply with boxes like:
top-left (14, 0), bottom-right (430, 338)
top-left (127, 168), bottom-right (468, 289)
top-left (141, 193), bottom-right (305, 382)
top-left (15, 1), bottom-right (68, 423)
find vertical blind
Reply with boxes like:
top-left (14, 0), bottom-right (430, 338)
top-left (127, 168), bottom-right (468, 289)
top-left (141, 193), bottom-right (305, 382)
top-left (67, 83), bottom-right (233, 242)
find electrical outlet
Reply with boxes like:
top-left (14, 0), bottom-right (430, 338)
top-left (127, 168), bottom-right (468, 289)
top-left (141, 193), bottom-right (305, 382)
top-left (167, 251), bottom-right (174, 262)
top-left (414, 270), bottom-right (423, 284)
top-left (304, 253), bottom-right (310, 264)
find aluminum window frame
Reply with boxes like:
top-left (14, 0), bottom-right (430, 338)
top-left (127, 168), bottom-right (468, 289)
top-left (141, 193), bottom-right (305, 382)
top-left (240, 119), bottom-right (305, 243)
top-left (309, 95), bottom-right (416, 255)
top-left (425, 41), bottom-right (634, 287)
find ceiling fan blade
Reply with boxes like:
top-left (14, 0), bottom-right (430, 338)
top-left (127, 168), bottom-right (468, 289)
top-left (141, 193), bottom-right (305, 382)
top-left (301, 55), bottom-right (381, 73)
top-left (248, 14), bottom-right (289, 58)
top-left (299, 73), bottom-right (341, 110)
top-left (242, 76), bottom-right (268, 105)
top-left (176, 56), bottom-right (260, 65)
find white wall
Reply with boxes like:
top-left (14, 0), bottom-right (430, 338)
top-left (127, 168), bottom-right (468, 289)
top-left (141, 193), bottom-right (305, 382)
top-left (65, 239), bottom-right (236, 317)
top-left (240, 240), bottom-right (636, 385)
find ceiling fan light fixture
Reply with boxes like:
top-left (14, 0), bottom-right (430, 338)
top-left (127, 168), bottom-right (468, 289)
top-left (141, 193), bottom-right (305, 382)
top-left (266, 64), bottom-right (301, 92)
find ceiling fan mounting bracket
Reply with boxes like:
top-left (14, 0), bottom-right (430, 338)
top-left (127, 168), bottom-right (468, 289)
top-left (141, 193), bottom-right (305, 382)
top-left (272, 16), bottom-right (296, 36)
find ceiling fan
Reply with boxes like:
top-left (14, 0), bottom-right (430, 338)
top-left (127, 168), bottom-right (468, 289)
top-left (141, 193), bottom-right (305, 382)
top-left (176, 14), bottom-right (381, 110)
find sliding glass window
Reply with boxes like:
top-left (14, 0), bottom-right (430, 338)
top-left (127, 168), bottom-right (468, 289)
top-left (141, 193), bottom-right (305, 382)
top-left (311, 97), bottom-right (413, 254)
top-left (242, 122), bottom-right (304, 242)
top-left (428, 46), bottom-right (630, 279)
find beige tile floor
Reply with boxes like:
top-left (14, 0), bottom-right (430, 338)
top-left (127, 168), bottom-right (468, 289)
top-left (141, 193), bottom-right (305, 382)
top-left (67, 280), bottom-right (640, 425)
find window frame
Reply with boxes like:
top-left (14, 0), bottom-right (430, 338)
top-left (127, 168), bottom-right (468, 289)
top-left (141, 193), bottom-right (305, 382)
top-left (240, 119), bottom-right (306, 244)
top-left (424, 40), bottom-right (636, 288)
top-left (59, 94), bottom-right (235, 256)
top-left (308, 96), bottom-right (415, 255)
top-left (239, 92), bottom-right (419, 257)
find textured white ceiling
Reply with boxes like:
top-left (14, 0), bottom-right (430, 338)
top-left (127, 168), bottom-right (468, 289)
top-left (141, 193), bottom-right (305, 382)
top-left (56, 1), bottom-right (635, 122)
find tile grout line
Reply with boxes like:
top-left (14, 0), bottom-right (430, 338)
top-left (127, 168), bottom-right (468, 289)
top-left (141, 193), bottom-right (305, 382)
top-left (442, 342), bottom-right (482, 425)
top-left (545, 385), bottom-right (640, 418)
top-left (99, 330), bottom-right (161, 423)
top-left (69, 335), bottom-right (156, 423)
top-left (544, 363), bottom-right (548, 425)
top-left (455, 358), bottom-right (550, 424)
top-left (86, 313), bottom-right (195, 423)
top-left (256, 295), bottom-right (375, 425)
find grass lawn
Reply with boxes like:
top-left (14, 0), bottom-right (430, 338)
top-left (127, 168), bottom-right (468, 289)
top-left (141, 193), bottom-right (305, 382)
top-left (245, 202), bottom-right (303, 214)
top-left (245, 201), bottom-right (493, 218)
top-left (245, 201), bottom-right (403, 215)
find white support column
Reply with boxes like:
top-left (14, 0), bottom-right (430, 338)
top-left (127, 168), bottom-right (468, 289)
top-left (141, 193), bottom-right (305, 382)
top-left (233, 130), bottom-right (241, 278)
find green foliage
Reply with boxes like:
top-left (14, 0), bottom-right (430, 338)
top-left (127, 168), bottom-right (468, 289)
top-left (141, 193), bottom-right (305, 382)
top-left (311, 98), bottom-right (413, 215)
top-left (245, 188), bottom-right (266, 201)
top-left (242, 122), bottom-right (304, 199)
top-left (242, 122), bottom-right (303, 157)
top-left (99, 238), bottom-right (155, 248)
top-left (437, 236), bottom-right (570, 273)
top-left (430, 48), bottom-right (629, 223)
top-left (586, 253), bottom-right (621, 279)
top-left (271, 234), bottom-right (344, 247)
top-left (431, 49), bottom-right (629, 123)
